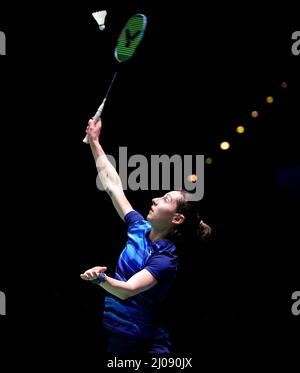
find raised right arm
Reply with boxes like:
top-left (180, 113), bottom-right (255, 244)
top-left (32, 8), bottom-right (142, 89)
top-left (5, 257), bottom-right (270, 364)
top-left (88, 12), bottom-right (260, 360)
top-left (86, 118), bottom-right (133, 220)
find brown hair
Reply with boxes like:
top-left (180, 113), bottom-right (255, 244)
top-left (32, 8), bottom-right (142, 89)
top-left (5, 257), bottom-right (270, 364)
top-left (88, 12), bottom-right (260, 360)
top-left (167, 190), bottom-right (212, 245)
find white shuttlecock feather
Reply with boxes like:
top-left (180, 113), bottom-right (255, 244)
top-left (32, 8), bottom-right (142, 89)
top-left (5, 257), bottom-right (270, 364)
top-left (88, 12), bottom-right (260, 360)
top-left (92, 10), bottom-right (107, 31)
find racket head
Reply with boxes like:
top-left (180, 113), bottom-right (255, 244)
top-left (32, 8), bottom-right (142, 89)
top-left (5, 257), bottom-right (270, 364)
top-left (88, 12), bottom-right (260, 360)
top-left (114, 13), bottom-right (147, 63)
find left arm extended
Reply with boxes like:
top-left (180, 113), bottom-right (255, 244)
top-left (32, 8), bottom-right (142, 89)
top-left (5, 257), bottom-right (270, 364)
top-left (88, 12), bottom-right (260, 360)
top-left (80, 268), bottom-right (157, 300)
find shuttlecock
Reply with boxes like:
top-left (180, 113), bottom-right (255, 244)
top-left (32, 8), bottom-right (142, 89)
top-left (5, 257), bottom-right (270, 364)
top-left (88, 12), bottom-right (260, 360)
top-left (92, 10), bottom-right (107, 31)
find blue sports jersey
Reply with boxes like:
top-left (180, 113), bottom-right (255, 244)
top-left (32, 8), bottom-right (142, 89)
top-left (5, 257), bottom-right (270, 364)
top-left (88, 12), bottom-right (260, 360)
top-left (103, 211), bottom-right (178, 339)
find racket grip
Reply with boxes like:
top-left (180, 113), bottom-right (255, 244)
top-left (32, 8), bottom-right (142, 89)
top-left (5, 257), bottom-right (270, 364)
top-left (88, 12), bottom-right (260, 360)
top-left (94, 98), bottom-right (106, 122)
top-left (82, 98), bottom-right (107, 144)
top-left (82, 134), bottom-right (90, 144)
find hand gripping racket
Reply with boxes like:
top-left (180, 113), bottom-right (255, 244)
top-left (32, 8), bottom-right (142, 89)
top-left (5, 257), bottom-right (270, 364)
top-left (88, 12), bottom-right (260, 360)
top-left (83, 13), bottom-right (147, 144)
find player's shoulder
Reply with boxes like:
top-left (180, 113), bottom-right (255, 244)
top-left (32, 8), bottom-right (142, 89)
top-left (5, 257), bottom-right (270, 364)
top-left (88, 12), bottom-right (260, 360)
top-left (124, 210), bottom-right (149, 229)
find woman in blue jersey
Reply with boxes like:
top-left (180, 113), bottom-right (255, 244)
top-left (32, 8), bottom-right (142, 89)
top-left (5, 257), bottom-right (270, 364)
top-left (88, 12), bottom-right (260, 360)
top-left (80, 118), bottom-right (212, 353)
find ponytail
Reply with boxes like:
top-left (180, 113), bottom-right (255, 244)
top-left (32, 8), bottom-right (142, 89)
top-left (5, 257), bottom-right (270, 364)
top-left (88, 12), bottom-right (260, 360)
top-left (198, 220), bottom-right (212, 240)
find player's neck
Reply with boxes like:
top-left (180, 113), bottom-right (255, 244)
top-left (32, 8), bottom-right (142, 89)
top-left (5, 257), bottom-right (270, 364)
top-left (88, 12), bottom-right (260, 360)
top-left (149, 228), bottom-right (169, 242)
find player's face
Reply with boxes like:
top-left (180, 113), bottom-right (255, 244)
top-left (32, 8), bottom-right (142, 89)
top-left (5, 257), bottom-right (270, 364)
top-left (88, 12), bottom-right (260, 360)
top-left (147, 191), bottom-right (182, 225)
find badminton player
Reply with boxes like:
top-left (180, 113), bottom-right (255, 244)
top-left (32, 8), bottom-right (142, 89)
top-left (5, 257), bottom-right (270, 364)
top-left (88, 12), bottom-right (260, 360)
top-left (80, 118), bottom-right (212, 353)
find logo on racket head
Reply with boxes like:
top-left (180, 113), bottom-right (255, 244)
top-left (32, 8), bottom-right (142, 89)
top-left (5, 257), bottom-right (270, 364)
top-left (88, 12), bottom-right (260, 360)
top-left (0, 31), bottom-right (6, 55)
top-left (115, 14), bottom-right (147, 62)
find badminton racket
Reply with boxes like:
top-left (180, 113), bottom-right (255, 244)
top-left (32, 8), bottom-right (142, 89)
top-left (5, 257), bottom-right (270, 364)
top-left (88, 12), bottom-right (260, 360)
top-left (83, 13), bottom-right (147, 143)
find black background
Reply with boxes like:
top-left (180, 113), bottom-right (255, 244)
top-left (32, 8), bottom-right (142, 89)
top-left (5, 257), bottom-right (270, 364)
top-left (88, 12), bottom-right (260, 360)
top-left (0, 0), bottom-right (299, 370)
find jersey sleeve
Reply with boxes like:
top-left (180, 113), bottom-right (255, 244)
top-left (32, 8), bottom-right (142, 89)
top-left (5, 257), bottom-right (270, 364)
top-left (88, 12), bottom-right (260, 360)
top-left (144, 250), bottom-right (178, 283)
top-left (124, 210), bottom-right (145, 227)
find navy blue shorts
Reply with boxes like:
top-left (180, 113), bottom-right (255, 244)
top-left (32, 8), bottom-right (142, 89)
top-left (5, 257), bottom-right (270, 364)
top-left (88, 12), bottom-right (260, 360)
top-left (106, 328), bottom-right (172, 353)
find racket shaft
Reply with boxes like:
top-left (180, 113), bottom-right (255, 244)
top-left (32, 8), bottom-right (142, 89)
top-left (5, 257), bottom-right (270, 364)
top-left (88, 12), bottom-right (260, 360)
top-left (83, 72), bottom-right (117, 144)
